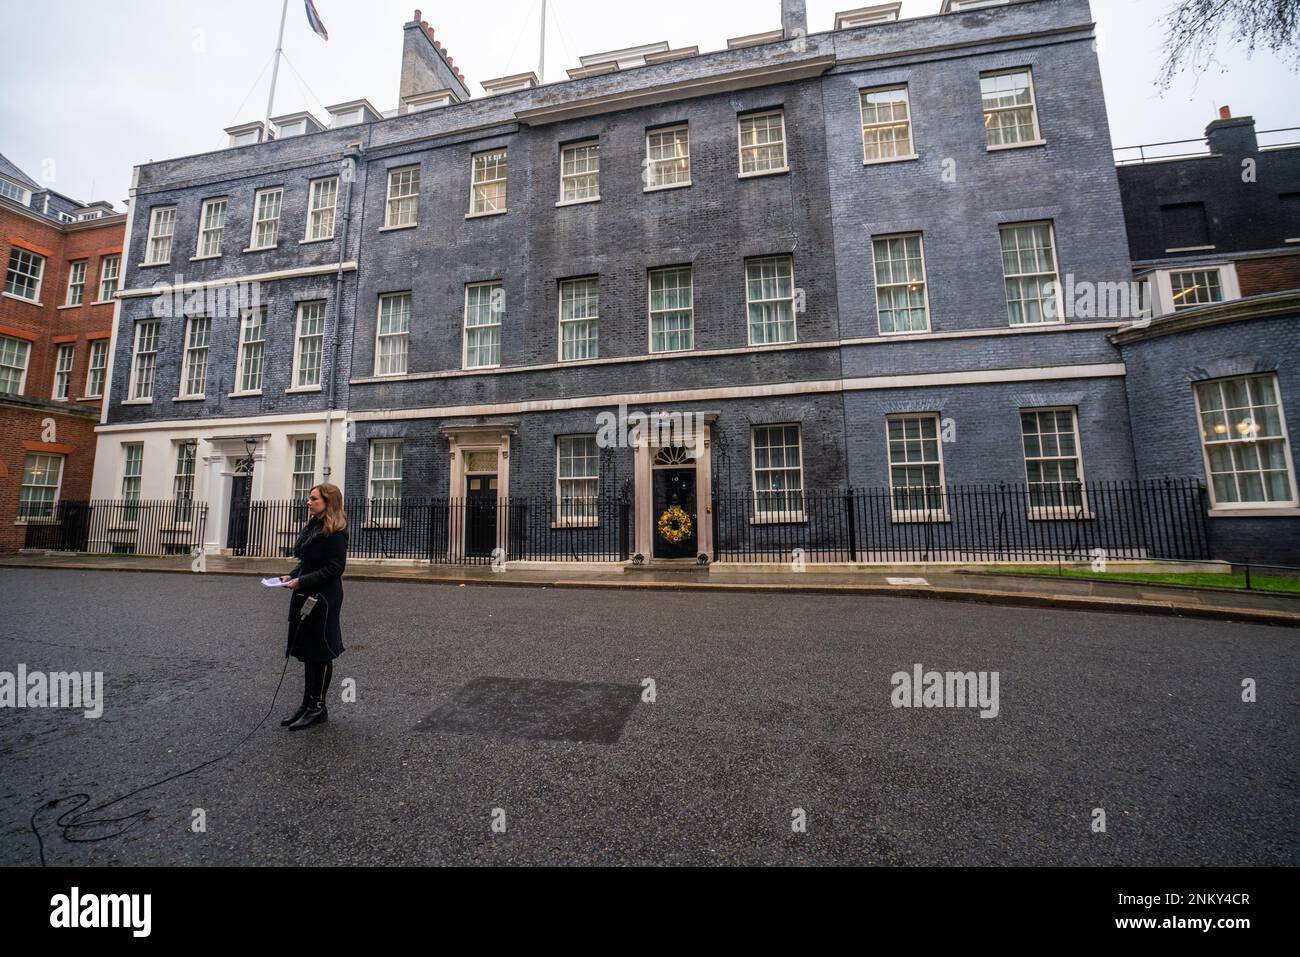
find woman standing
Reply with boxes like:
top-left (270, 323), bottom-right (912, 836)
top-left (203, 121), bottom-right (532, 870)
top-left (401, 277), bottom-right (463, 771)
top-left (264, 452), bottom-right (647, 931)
top-left (278, 483), bottom-right (349, 731)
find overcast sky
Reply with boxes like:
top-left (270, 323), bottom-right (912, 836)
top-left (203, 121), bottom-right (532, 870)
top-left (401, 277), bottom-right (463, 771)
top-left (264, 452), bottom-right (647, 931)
top-left (1, 0), bottom-right (1295, 209)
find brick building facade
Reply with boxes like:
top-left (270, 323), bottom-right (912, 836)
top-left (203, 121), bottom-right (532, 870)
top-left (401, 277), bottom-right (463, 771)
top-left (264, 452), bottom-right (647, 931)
top-left (1114, 109), bottom-right (1300, 563)
top-left (1, 154), bottom-right (124, 553)
top-left (85, 0), bottom-right (1300, 565)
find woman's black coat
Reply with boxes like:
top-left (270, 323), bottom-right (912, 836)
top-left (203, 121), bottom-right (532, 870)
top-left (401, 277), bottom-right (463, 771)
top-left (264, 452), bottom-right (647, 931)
top-left (285, 515), bottom-right (348, 662)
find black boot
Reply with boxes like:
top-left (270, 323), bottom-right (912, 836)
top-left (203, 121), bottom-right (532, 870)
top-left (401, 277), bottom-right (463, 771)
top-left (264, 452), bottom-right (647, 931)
top-left (288, 661), bottom-right (330, 731)
top-left (281, 663), bottom-right (313, 726)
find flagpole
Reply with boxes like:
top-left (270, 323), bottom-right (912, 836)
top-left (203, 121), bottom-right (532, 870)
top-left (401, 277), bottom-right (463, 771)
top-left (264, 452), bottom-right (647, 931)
top-left (538, 0), bottom-right (547, 83)
top-left (263, 0), bottom-right (290, 140)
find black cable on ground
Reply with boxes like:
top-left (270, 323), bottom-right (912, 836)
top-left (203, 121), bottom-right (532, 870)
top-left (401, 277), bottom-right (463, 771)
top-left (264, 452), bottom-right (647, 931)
top-left (28, 594), bottom-right (327, 866)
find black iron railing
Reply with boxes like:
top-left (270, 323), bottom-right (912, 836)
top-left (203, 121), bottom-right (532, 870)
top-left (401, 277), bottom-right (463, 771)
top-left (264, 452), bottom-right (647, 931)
top-left (24, 480), bottom-right (1210, 564)
top-left (711, 479), bottom-right (1210, 563)
top-left (237, 496), bottom-right (634, 563)
top-left (23, 499), bottom-right (208, 556)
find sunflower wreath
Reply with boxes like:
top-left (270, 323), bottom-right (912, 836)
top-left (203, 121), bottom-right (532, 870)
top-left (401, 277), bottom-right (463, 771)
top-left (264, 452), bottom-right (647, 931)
top-left (657, 505), bottom-right (693, 544)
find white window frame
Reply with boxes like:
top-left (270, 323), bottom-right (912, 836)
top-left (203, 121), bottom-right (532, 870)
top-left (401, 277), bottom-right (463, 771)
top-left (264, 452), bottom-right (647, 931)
top-left (0, 333), bottom-right (31, 395)
top-left (292, 437), bottom-right (319, 503)
top-left (871, 233), bottom-right (931, 335)
top-left (555, 434), bottom-right (600, 526)
top-left (0, 175), bottom-right (32, 206)
top-left (468, 149), bottom-right (508, 217)
top-left (559, 141), bottom-right (600, 205)
top-left (196, 198), bottom-right (227, 258)
top-left (65, 260), bottom-right (86, 306)
top-left (645, 125), bottom-right (691, 191)
top-left (648, 265), bottom-right (694, 354)
top-left (249, 187), bottom-right (283, 250)
top-left (304, 176), bottom-right (339, 242)
top-left (233, 307), bottom-right (267, 394)
top-left (367, 439), bottom-right (404, 526)
top-left (172, 441), bottom-right (197, 522)
top-left (981, 67), bottom-right (1043, 151)
top-left (97, 254), bottom-right (120, 303)
top-left (1193, 373), bottom-right (1299, 511)
top-left (1149, 263), bottom-right (1241, 316)
top-left (85, 339), bottom-right (108, 397)
top-left (5, 246), bottom-right (45, 302)
top-left (178, 315), bottom-right (211, 399)
top-left (143, 206), bottom-right (176, 265)
top-left (128, 320), bottom-right (159, 400)
top-left (745, 255), bottom-right (798, 345)
top-left (292, 300), bottom-right (327, 389)
top-left (121, 442), bottom-right (144, 510)
top-left (463, 281), bottom-right (503, 370)
top-left (52, 343), bottom-right (74, 400)
top-left (859, 85), bottom-right (916, 164)
top-left (18, 452), bottom-right (64, 522)
top-left (1019, 406), bottom-right (1091, 519)
top-left (751, 424), bottom-right (805, 523)
top-left (737, 109), bottom-right (789, 178)
top-left (885, 413), bottom-right (949, 522)
top-left (374, 292), bottom-right (412, 377)
top-left (558, 277), bottom-right (599, 362)
top-left (384, 165), bottom-right (421, 228)
top-left (1000, 220), bottom-right (1063, 326)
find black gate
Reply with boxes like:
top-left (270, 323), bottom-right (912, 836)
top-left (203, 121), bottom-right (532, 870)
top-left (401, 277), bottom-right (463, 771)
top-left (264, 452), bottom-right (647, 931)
top-left (22, 501), bottom-right (91, 550)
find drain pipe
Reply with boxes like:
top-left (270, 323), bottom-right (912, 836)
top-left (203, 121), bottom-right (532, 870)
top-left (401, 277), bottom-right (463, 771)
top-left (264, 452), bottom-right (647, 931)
top-left (322, 144), bottom-right (362, 485)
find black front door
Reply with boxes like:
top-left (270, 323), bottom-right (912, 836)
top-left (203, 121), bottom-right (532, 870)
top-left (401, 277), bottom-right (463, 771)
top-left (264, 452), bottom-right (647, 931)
top-left (652, 467), bottom-right (697, 559)
top-left (465, 475), bottom-right (498, 557)
top-left (227, 475), bottom-right (252, 554)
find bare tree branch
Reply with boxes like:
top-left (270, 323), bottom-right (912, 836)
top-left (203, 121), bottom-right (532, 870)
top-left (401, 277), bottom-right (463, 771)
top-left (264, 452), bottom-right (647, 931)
top-left (1158, 0), bottom-right (1300, 89)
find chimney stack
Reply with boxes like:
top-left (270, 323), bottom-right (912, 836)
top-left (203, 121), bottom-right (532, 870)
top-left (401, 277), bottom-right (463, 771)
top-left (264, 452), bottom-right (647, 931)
top-left (1206, 106), bottom-right (1257, 157)
top-left (399, 11), bottom-right (470, 104)
top-left (781, 0), bottom-right (807, 39)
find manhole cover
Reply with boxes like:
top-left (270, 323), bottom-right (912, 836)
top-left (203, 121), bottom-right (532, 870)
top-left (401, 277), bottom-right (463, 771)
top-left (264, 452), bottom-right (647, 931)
top-left (416, 677), bottom-right (640, 744)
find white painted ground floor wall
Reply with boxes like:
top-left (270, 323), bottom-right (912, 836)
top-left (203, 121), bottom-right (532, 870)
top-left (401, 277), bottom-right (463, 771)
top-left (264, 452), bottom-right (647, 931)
top-left (89, 411), bottom-right (348, 554)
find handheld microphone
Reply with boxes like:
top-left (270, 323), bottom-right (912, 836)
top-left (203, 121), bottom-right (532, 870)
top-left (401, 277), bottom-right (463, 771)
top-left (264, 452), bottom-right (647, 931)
top-left (299, 595), bottom-right (318, 620)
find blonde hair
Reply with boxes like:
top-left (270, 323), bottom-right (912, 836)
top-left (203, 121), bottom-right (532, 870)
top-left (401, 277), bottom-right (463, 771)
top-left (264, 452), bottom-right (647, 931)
top-left (312, 483), bottom-right (348, 537)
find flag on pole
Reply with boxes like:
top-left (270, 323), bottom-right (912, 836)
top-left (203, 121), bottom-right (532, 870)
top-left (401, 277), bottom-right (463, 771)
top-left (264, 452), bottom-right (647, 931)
top-left (304, 0), bottom-right (329, 40)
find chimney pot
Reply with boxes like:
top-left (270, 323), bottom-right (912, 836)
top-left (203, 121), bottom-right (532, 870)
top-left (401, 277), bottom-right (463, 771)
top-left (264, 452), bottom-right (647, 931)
top-left (413, 8), bottom-right (421, 21)
top-left (1219, 105), bottom-right (1231, 120)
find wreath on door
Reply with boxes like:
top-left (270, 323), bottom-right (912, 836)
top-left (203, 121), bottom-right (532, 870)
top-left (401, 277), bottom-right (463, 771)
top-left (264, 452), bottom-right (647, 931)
top-left (657, 505), bottom-right (693, 544)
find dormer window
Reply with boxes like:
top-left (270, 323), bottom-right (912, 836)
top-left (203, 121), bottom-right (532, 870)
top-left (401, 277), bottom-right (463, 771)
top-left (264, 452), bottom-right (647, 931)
top-left (0, 176), bottom-right (32, 207)
top-left (325, 100), bottom-right (381, 129)
top-left (403, 90), bottom-right (458, 112)
top-left (224, 122), bottom-right (270, 148)
top-left (945, 0), bottom-right (1012, 11)
top-left (835, 3), bottom-right (902, 28)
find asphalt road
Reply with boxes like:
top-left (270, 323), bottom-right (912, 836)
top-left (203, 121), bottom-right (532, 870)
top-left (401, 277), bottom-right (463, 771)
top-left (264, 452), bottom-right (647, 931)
top-left (1, 567), bottom-right (1296, 866)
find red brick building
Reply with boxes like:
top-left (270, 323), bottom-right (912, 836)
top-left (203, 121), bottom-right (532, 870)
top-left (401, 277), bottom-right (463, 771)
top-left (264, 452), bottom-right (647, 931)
top-left (1, 153), bottom-right (125, 553)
